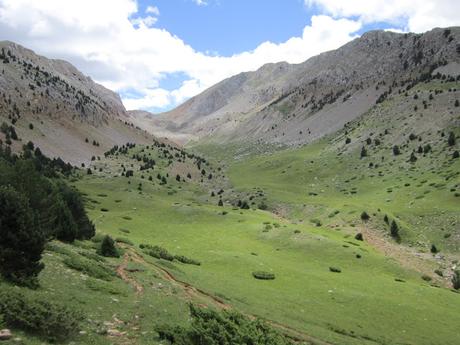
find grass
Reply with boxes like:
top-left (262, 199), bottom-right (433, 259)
top-left (2, 88), bottom-right (459, 345)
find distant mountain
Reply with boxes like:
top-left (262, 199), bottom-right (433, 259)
top-left (0, 41), bottom-right (153, 165)
top-left (133, 27), bottom-right (460, 146)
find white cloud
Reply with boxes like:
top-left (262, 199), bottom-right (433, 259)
top-left (193, 0), bottom-right (208, 6)
top-left (305, 0), bottom-right (460, 32)
top-left (0, 0), bottom-right (364, 111)
top-left (146, 5), bottom-right (160, 16)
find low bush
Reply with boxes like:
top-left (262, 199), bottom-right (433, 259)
top-left (174, 255), bottom-right (201, 266)
top-left (0, 287), bottom-right (83, 341)
top-left (252, 271), bottom-right (275, 280)
top-left (329, 267), bottom-right (342, 273)
top-left (143, 245), bottom-right (174, 261)
top-left (63, 255), bottom-right (114, 281)
top-left (98, 235), bottom-right (120, 258)
top-left (115, 237), bottom-right (134, 246)
top-left (156, 304), bottom-right (292, 345)
top-left (453, 270), bottom-right (460, 290)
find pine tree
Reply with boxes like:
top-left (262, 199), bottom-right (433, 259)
top-left (360, 211), bottom-right (370, 221)
top-left (360, 146), bottom-right (367, 158)
top-left (0, 186), bottom-right (45, 287)
top-left (98, 235), bottom-right (119, 257)
top-left (392, 145), bottom-right (400, 155)
top-left (390, 220), bottom-right (399, 239)
top-left (447, 131), bottom-right (456, 146)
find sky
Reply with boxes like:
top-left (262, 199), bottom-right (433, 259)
top-left (0, 0), bottom-right (459, 113)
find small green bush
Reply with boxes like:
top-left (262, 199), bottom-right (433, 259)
top-left (98, 235), bottom-right (120, 258)
top-left (115, 237), bottom-right (134, 246)
top-left (156, 304), bottom-right (292, 345)
top-left (252, 271), bottom-right (275, 280)
top-left (143, 245), bottom-right (174, 261)
top-left (174, 255), bottom-right (201, 266)
top-left (0, 287), bottom-right (83, 341)
top-left (63, 255), bottom-right (114, 281)
top-left (453, 270), bottom-right (460, 290)
top-left (329, 266), bottom-right (342, 273)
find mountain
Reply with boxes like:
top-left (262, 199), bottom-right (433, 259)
top-left (0, 41), bottom-right (154, 165)
top-left (133, 27), bottom-right (460, 146)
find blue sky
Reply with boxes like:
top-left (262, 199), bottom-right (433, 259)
top-left (0, 0), bottom-right (458, 112)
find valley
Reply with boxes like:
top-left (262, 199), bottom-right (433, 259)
top-left (0, 26), bottom-right (459, 345)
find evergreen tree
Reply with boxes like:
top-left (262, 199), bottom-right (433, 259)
top-left (0, 186), bottom-right (45, 287)
top-left (98, 235), bottom-right (119, 257)
top-left (218, 199), bottom-right (223, 207)
top-left (53, 198), bottom-right (78, 242)
top-left (447, 131), bottom-right (456, 146)
top-left (360, 211), bottom-right (370, 221)
top-left (390, 220), bottom-right (399, 239)
top-left (360, 146), bottom-right (367, 158)
top-left (392, 145), bottom-right (400, 155)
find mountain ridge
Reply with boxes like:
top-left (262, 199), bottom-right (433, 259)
top-left (131, 27), bottom-right (460, 146)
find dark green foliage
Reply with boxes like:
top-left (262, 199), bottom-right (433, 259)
top-left (98, 235), bottom-right (120, 257)
top-left (453, 271), bottom-right (460, 290)
top-left (354, 233), bottom-right (363, 241)
top-left (156, 304), bottom-right (292, 345)
top-left (383, 214), bottom-right (389, 224)
top-left (174, 255), bottom-right (201, 266)
top-left (329, 267), bottom-right (342, 273)
top-left (409, 152), bottom-right (417, 163)
top-left (447, 132), bottom-right (456, 146)
top-left (360, 146), bottom-right (367, 158)
top-left (0, 287), bottom-right (83, 341)
top-left (218, 199), bottom-right (223, 207)
top-left (390, 220), bottom-right (400, 239)
top-left (143, 244), bottom-right (174, 261)
top-left (455, 99), bottom-right (459, 107)
top-left (345, 137), bottom-right (351, 144)
top-left (430, 244), bottom-right (439, 254)
top-left (360, 211), bottom-right (370, 221)
top-left (453, 150), bottom-right (459, 159)
top-left (252, 271), bottom-right (275, 280)
top-left (392, 145), bottom-right (401, 155)
top-left (0, 186), bottom-right (45, 287)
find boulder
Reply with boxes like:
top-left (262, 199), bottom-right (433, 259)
top-left (0, 329), bottom-right (12, 341)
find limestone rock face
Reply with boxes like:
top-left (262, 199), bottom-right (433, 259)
top-left (133, 27), bottom-right (460, 146)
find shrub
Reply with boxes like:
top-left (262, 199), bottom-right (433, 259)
top-left (430, 244), bottom-right (439, 254)
top-left (453, 150), bottom-right (459, 159)
top-left (354, 233), bottom-right (364, 241)
top-left (98, 235), bottom-right (120, 257)
top-left (174, 255), bottom-right (201, 266)
top-left (63, 255), bottom-right (114, 281)
top-left (252, 271), bottom-right (275, 280)
top-left (447, 131), bottom-right (456, 146)
top-left (0, 287), bottom-right (83, 341)
top-left (360, 146), bottom-right (367, 158)
top-left (453, 271), bottom-right (460, 290)
top-left (0, 186), bottom-right (45, 287)
top-left (392, 145), bottom-right (401, 155)
top-left (360, 211), bottom-right (370, 221)
top-left (421, 274), bottom-right (432, 282)
top-left (383, 214), bottom-right (389, 224)
top-left (156, 304), bottom-right (292, 345)
top-left (390, 220), bottom-right (400, 239)
top-left (115, 237), bottom-right (134, 246)
top-left (143, 245), bottom-right (174, 261)
top-left (329, 267), bottom-right (342, 273)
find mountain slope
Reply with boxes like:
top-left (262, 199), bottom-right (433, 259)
top-left (135, 27), bottom-right (460, 146)
top-left (0, 41), bottom-right (153, 165)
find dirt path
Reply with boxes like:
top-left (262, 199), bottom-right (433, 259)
top-left (120, 247), bottom-right (330, 345)
top-left (116, 251), bottom-right (144, 295)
